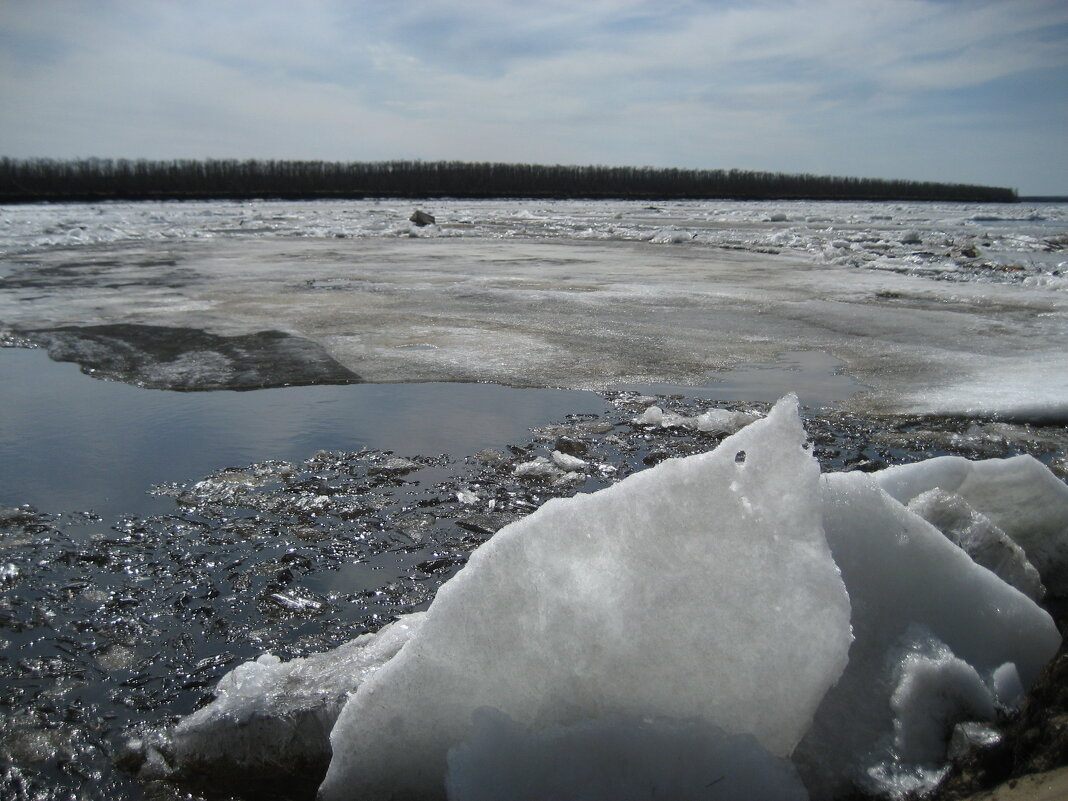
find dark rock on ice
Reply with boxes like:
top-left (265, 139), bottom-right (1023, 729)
top-left (22, 323), bottom-right (360, 390)
top-left (455, 512), bottom-right (518, 536)
top-left (417, 555), bottom-right (467, 575)
top-left (553, 435), bottom-right (588, 456)
top-left (410, 209), bottom-right (436, 226)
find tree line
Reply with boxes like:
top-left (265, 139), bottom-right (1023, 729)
top-left (0, 157), bottom-right (1017, 203)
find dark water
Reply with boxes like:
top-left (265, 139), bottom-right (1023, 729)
top-left (0, 348), bottom-right (605, 518)
top-left (620, 350), bottom-right (869, 405)
top-left (0, 347), bottom-right (865, 518)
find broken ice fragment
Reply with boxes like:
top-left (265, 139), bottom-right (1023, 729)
top-left (368, 456), bottom-right (422, 475)
top-left (792, 470), bottom-right (1060, 799)
top-left (512, 456), bottom-right (559, 478)
top-left (889, 634), bottom-right (997, 765)
top-left (947, 721), bottom-right (1002, 762)
top-left (263, 588), bottom-right (328, 616)
top-left (320, 396), bottom-right (852, 800)
top-left (456, 489), bottom-right (479, 505)
top-left (0, 562), bottom-right (19, 585)
top-left (907, 488), bottom-right (1044, 601)
top-left (873, 454), bottom-right (1068, 595)
top-left (633, 404), bottom-right (760, 434)
top-left (550, 450), bottom-right (587, 471)
top-left (695, 408), bottom-right (761, 434)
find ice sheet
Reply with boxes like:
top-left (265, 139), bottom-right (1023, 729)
top-left (2, 199), bottom-right (1066, 419)
top-left (874, 455), bottom-right (1068, 595)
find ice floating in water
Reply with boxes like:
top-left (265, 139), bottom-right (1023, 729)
top-left (158, 397), bottom-right (1063, 801)
top-left (550, 449), bottom-right (588, 471)
top-left (633, 404), bottom-right (760, 433)
top-left (512, 455), bottom-right (559, 477)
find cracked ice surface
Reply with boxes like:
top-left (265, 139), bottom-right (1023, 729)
top-left (2, 199), bottom-right (1066, 420)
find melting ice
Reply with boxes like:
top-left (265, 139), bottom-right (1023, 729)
top-left (3, 198), bottom-right (1067, 422)
top-left (137, 397), bottom-right (1064, 800)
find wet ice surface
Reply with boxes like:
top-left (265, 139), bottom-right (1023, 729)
top-left (1, 198), bottom-right (1067, 420)
top-left (25, 324), bottom-right (359, 390)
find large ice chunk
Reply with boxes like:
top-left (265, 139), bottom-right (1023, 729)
top-left (319, 396), bottom-right (852, 800)
top-left (445, 708), bottom-right (809, 801)
top-left (153, 613), bottom-right (424, 790)
top-left (907, 488), bottom-right (1044, 601)
top-left (793, 472), bottom-right (1061, 799)
top-left (873, 455), bottom-right (1068, 595)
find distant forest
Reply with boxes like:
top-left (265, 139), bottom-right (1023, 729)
top-left (0, 157), bottom-right (1018, 203)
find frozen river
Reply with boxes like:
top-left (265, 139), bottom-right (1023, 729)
top-left (2, 198), bottom-right (1066, 420)
top-left (1, 198), bottom-right (1067, 801)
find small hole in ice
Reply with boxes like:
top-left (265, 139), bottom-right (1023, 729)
top-left (734, 450), bottom-right (747, 464)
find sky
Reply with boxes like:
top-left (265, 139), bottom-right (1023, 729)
top-left (0, 0), bottom-right (1066, 194)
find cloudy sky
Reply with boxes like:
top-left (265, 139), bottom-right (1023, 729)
top-left (1, 0), bottom-right (1066, 194)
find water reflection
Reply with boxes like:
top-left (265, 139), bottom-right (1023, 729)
top-left (1, 347), bottom-right (867, 518)
top-left (0, 348), bottom-right (604, 517)
top-left (616, 350), bottom-right (869, 406)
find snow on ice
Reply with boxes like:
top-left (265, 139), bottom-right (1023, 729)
top-left (4, 199), bottom-right (1067, 421)
top-left (153, 396), bottom-right (1063, 800)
